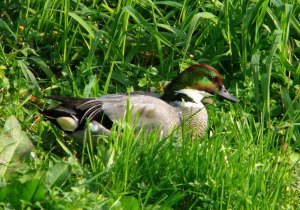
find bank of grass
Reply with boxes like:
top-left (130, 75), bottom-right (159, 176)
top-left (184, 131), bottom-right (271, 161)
top-left (0, 0), bottom-right (299, 209)
top-left (22, 104), bottom-right (298, 209)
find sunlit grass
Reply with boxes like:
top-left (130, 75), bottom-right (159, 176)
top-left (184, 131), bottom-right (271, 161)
top-left (0, 0), bottom-right (299, 209)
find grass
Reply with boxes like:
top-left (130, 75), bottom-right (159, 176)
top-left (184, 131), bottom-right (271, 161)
top-left (0, 0), bottom-right (300, 209)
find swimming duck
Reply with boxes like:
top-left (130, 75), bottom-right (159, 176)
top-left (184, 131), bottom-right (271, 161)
top-left (41, 64), bottom-right (236, 139)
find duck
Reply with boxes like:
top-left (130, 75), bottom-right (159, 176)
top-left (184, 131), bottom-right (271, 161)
top-left (41, 64), bottom-right (236, 139)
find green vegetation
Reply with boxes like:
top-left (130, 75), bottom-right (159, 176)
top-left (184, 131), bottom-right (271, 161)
top-left (0, 0), bottom-right (299, 209)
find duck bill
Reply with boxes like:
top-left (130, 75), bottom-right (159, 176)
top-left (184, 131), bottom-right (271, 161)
top-left (218, 85), bottom-right (237, 102)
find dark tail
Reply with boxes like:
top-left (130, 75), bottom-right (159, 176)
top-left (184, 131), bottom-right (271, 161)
top-left (45, 95), bottom-right (95, 107)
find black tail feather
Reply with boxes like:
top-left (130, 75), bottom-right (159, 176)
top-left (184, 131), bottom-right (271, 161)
top-left (45, 95), bottom-right (95, 107)
top-left (41, 95), bottom-right (113, 131)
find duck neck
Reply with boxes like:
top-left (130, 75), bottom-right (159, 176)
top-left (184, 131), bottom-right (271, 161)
top-left (165, 88), bottom-right (211, 110)
top-left (170, 100), bottom-right (204, 110)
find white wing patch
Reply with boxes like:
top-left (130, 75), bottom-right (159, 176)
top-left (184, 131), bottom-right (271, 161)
top-left (56, 116), bottom-right (79, 131)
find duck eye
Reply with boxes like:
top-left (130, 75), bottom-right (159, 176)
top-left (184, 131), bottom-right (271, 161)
top-left (209, 76), bottom-right (215, 81)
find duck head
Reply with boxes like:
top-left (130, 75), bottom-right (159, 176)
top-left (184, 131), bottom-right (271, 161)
top-left (161, 64), bottom-right (237, 103)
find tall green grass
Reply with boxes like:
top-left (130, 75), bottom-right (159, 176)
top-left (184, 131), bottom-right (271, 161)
top-left (0, 0), bottom-right (299, 209)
